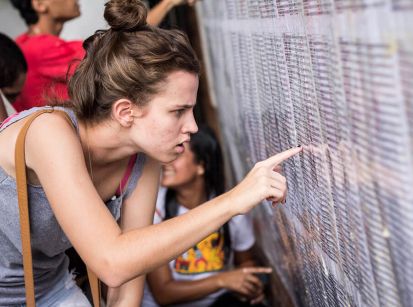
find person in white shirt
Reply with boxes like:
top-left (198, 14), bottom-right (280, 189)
top-left (143, 126), bottom-right (272, 307)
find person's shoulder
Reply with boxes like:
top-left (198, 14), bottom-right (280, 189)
top-left (50, 36), bottom-right (83, 52)
top-left (228, 213), bottom-right (254, 234)
top-left (228, 213), bottom-right (255, 250)
top-left (16, 33), bottom-right (54, 45)
top-left (17, 34), bottom-right (82, 54)
top-left (15, 34), bottom-right (56, 55)
top-left (15, 32), bottom-right (28, 44)
top-left (27, 108), bottom-right (77, 137)
top-left (24, 109), bottom-right (80, 168)
top-left (229, 213), bottom-right (251, 227)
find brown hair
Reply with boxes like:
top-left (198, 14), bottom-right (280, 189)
top-left (68, 0), bottom-right (200, 123)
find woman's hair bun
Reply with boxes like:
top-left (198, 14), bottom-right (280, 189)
top-left (104, 0), bottom-right (147, 32)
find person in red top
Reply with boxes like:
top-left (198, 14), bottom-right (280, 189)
top-left (10, 0), bottom-right (197, 112)
top-left (10, 0), bottom-right (84, 111)
top-left (0, 32), bottom-right (27, 121)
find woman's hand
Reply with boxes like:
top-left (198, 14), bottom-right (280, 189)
top-left (217, 267), bottom-right (272, 302)
top-left (227, 146), bottom-right (302, 215)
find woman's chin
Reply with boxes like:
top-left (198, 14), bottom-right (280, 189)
top-left (152, 152), bottom-right (180, 164)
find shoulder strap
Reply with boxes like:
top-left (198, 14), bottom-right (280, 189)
top-left (87, 268), bottom-right (101, 306)
top-left (15, 109), bottom-right (101, 307)
top-left (15, 110), bottom-right (52, 306)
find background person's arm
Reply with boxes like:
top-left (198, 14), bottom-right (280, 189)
top-left (147, 0), bottom-right (197, 26)
top-left (147, 263), bottom-right (271, 305)
top-left (233, 248), bottom-right (269, 304)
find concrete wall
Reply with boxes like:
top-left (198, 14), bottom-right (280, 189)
top-left (0, 0), bottom-right (107, 40)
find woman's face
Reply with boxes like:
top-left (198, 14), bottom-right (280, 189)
top-left (161, 142), bottom-right (202, 189)
top-left (131, 70), bottom-right (199, 163)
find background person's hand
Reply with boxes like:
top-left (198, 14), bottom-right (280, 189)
top-left (217, 267), bottom-right (272, 299)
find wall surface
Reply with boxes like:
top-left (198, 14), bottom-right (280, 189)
top-left (0, 0), bottom-right (107, 40)
top-left (196, 1), bottom-right (413, 306)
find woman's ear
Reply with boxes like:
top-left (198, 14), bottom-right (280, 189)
top-left (112, 99), bottom-right (135, 127)
top-left (197, 164), bottom-right (205, 176)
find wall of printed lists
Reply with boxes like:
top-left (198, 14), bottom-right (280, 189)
top-left (195, 1), bottom-right (413, 306)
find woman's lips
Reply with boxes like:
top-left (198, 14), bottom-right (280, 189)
top-left (175, 143), bottom-right (185, 153)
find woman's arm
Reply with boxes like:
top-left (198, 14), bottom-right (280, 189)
top-left (26, 113), bottom-right (300, 288)
top-left (106, 157), bottom-right (161, 306)
top-left (26, 114), bottom-right (233, 287)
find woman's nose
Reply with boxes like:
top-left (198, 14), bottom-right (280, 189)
top-left (184, 112), bottom-right (198, 134)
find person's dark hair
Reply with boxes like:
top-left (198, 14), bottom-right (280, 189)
top-left (189, 126), bottom-right (225, 197)
top-left (0, 32), bottom-right (27, 88)
top-left (10, 0), bottom-right (38, 26)
top-left (165, 126), bottom-right (225, 213)
top-left (68, 0), bottom-right (200, 123)
top-left (164, 126), bottom-right (231, 260)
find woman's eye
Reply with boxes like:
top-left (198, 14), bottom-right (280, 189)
top-left (175, 109), bottom-right (184, 117)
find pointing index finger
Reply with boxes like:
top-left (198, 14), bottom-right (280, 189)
top-left (242, 267), bottom-right (273, 274)
top-left (264, 146), bottom-right (302, 167)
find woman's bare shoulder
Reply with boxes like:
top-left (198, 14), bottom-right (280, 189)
top-left (0, 111), bottom-right (81, 179)
top-left (25, 111), bottom-right (82, 161)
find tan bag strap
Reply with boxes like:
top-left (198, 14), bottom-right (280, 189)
top-left (87, 267), bottom-right (101, 306)
top-left (15, 109), bottom-right (101, 307)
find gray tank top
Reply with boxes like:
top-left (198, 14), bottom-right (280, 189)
top-left (0, 107), bottom-right (146, 305)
